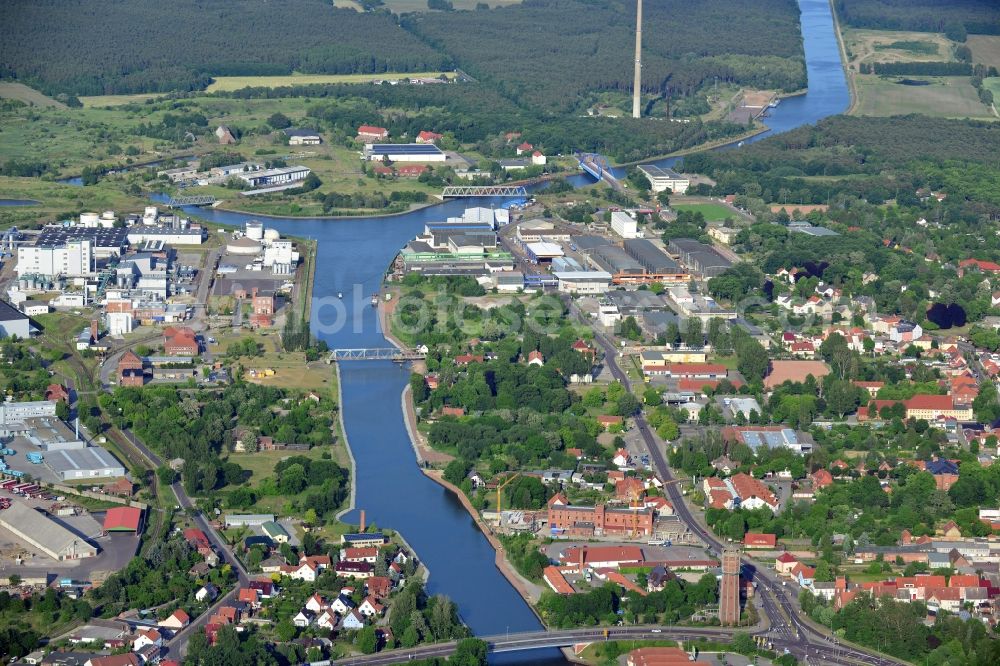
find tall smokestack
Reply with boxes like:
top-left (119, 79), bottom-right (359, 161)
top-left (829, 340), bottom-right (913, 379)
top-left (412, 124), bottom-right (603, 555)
top-left (359, 509), bottom-right (366, 533)
top-left (632, 0), bottom-right (643, 119)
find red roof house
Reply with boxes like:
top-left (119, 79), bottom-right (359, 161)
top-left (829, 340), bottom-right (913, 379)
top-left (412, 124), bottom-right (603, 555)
top-left (163, 327), bottom-right (199, 356)
top-left (743, 532), bottom-right (777, 549)
top-left (103, 506), bottom-right (142, 533)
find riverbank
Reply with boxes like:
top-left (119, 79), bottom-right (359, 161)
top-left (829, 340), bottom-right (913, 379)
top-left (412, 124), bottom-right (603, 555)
top-left (333, 362), bottom-right (357, 522)
top-left (421, 468), bottom-right (547, 621)
top-left (828, 0), bottom-right (859, 114)
top-left (211, 200), bottom-right (438, 221)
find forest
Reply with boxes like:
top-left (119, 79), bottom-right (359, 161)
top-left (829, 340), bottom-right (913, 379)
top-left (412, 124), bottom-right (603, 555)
top-left (405, 0), bottom-right (806, 113)
top-left (835, 0), bottom-right (1000, 36)
top-left (0, 0), bottom-right (450, 96)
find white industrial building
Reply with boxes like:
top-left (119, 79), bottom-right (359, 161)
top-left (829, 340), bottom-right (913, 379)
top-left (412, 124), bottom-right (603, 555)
top-left (41, 445), bottom-right (127, 481)
top-left (17, 239), bottom-right (93, 277)
top-left (225, 514), bottom-right (275, 527)
top-left (126, 226), bottom-right (204, 245)
top-left (610, 212), bottom-right (640, 239)
top-left (238, 166), bottom-right (311, 188)
top-left (107, 311), bottom-right (134, 335)
top-left (0, 301), bottom-right (32, 338)
top-left (0, 501), bottom-right (98, 560)
top-left (363, 143), bottom-right (446, 162)
top-left (637, 165), bottom-right (690, 194)
top-left (553, 271), bottom-right (613, 294)
top-left (0, 400), bottom-right (57, 432)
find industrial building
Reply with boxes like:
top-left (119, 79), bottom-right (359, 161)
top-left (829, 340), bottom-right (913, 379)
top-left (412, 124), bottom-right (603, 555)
top-left (363, 143), bottom-right (446, 162)
top-left (284, 128), bottom-right (322, 145)
top-left (0, 501), bottom-right (98, 560)
top-left (225, 514), bottom-right (275, 527)
top-left (637, 165), bottom-right (689, 194)
top-left (622, 239), bottom-right (688, 283)
top-left (423, 223), bottom-right (497, 250)
top-left (125, 226), bottom-right (204, 245)
top-left (0, 300), bottom-right (32, 338)
top-left (667, 238), bottom-right (733, 277)
top-left (238, 165), bottom-right (311, 188)
top-left (17, 239), bottom-right (94, 278)
top-left (524, 242), bottom-right (564, 263)
top-left (610, 212), bottom-right (640, 239)
top-left (35, 226), bottom-right (129, 259)
top-left (517, 220), bottom-right (571, 243)
top-left (0, 400), bottom-right (57, 432)
top-left (41, 445), bottom-right (127, 481)
top-left (586, 245), bottom-right (645, 278)
top-left (553, 271), bottom-right (612, 294)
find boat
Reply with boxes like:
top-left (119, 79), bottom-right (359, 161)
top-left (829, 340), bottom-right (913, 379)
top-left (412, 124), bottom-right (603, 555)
top-left (371, 294), bottom-right (379, 307)
top-left (337, 292), bottom-right (343, 299)
top-left (737, 141), bottom-right (745, 147)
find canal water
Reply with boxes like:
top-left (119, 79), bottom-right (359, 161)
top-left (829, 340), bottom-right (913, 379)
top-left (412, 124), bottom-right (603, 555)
top-left (77, 0), bottom-right (848, 660)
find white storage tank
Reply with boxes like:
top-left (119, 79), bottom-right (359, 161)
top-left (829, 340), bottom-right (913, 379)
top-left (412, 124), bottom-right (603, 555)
top-left (245, 221), bottom-right (264, 241)
top-left (79, 212), bottom-right (99, 227)
top-left (264, 228), bottom-right (281, 243)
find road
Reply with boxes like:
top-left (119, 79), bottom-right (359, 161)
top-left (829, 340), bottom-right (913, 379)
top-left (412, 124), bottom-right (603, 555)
top-left (116, 426), bottom-right (249, 659)
top-left (330, 624), bottom-right (896, 666)
top-left (563, 297), bottom-right (907, 666)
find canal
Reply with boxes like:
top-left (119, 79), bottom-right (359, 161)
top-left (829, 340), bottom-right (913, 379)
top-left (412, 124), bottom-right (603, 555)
top-left (106, 1), bottom-right (850, 661)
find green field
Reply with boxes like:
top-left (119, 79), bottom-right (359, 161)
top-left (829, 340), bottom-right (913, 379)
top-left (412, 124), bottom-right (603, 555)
top-left (79, 93), bottom-right (164, 108)
top-left (0, 81), bottom-right (65, 108)
top-left (853, 75), bottom-right (993, 119)
top-left (204, 71), bottom-right (454, 92)
top-left (382, 0), bottom-right (523, 11)
top-left (671, 202), bottom-right (736, 222)
top-left (843, 29), bottom-right (957, 67)
top-left (968, 35), bottom-right (1000, 69)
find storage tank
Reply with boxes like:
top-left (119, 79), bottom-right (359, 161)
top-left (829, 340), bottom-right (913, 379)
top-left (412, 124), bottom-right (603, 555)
top-left (144, 206), bottom-right (158, 218)
top-left (79, 212), bottom-right (99, 227)
top-left (245, 221), bottom-right (264, 241)
top-left (263, 228), bottom-right (281, 243)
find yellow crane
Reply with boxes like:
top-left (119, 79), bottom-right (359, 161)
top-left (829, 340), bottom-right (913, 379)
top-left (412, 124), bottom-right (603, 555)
top-left (495, 472), bottom-right (522, 518)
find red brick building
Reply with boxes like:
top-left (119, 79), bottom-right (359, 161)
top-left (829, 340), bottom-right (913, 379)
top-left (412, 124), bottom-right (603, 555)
top-left (250, 289), bottom-right (275, 328)
top-left (548, 500), bottom-right (656, 537)
top-left (164, 326), bottom-right (199, 356)
top-left (118, 350), bottom-right (146, 386)
top-left (45, 383), bottom-right (69, 402)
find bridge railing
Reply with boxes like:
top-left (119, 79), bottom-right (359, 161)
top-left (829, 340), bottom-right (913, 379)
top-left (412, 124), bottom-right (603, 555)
top-left (441, 185), bottom-right (528, 198)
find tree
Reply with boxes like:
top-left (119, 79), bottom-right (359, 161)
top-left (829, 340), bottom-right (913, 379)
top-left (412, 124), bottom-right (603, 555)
top-left (267, 112), bottom-right (292, 129)
top-left (733, 632), bottom-right (756, 654)
top-left (643, 387), bottom-right (662, 405)
top-left (356, 626), bottom-right (378, 654)
top-left (443, 459), bottom-right (471, 486)
top-left (451, 638), bottom-right (489, 666)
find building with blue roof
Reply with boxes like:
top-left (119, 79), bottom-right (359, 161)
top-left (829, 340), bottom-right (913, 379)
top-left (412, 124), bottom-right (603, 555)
top-left (363, 143), bottom-right (446, 162)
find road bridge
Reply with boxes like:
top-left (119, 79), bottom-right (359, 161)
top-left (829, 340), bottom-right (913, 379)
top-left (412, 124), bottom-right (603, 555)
top-left (441, 185), bottom-right (527, 198)
top-left (326, 348), bottom-right (426, 363)
top-left (577, 152), bottom-right (623, 191)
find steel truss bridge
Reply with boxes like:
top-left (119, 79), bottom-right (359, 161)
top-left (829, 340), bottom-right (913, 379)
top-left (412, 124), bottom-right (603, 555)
top-left (441, 185), bottom-right (527, 198)
top-left (163, 195), bottom-right (217, 207)
top-left (326, 348), bottom-right (426, 362)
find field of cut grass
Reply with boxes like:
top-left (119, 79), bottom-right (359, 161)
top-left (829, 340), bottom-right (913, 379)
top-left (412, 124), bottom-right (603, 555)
top-left (205, 71), bottom-right (454, 92)
top-left (0, 82), bottom-right (65, 108)
top-left (671, 202), bottom-right (736, 222)
top-left (984, 78), bottom-right (1000, 105)
top-left (968, 35), bottom-right (1000, 69)
top-left (853, 75), bottom-right (993, 118)
top-left (79, 93), bottom-right (164, 108)
top-left (843, 29), bottom-right (956, 67)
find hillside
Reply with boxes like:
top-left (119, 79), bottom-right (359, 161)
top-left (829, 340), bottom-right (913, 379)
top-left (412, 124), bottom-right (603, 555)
top-left (0, 0), bottom-right (452, 96)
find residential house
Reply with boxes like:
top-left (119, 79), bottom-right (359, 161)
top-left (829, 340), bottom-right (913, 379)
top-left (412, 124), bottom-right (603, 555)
top-left (743, 533), bottom-right (777, 549)
top-left (359, 596), bottom-right (385, 617)
top-left (195, 584), bottom-right (218, 602)
top-left (357, 125), bottom-right (389, 141)
top-left (775, 552), bottom-right (798, 576)
top-left (292, 610), bottom-right (315, 628)
top-left (158, 609), bottom-right (190, 630)
top-left (335, 561), bottom-right (374, 580)
top-left (342, 609), bottom-right (366, 630)
top-left (132, 628), bottom-right (162, 652)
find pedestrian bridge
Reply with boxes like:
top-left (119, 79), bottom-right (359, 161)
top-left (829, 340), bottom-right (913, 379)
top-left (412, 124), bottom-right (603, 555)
top-left (163, 195), bottom-right (217, 207)
top-left (326, 348), bottom-right (426, 363)
top-left (441, 185), bottom-right (528, 198)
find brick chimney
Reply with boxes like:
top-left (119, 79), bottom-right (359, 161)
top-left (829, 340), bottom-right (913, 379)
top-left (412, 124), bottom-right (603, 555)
top-left (90, 319), bottom-right (98, 342)
top-left (359, 509), bottom-right (366, 533)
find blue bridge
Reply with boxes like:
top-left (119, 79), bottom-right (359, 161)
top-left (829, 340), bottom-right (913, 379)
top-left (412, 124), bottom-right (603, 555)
top-left (577, 152), bottom-right (623, 191)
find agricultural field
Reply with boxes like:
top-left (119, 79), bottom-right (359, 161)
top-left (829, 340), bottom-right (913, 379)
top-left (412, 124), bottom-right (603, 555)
top-left (671, 202), bottom-right (736, 222)
top-left (968, 35), bottom-right (1000, 69)
top-left (843, 29), bottom-right (956, 68)
top-left (204, 71), bottom-right (454, 92)
top-left (79, 93), bottom-right (164, 108)
top-left (0, 81), bottom-right (66, 108)
top-left (853, 75), bottom-right (993, 119)
top-left (381, 0), bottom-right (524, 11)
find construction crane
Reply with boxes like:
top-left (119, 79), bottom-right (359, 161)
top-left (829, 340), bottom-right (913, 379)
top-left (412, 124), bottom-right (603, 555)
top-left (495, 472), bottom-right (522, 520)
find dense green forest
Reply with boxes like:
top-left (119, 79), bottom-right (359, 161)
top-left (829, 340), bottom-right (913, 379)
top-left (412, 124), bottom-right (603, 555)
top-left (0, 0), bottom-right (450, 96)
top-left (835, 0), bottom-right (1000, 36)
top-left (1, 0), bottom-right (805, 115)
top-left (405, 0), bottom-right (806, 112)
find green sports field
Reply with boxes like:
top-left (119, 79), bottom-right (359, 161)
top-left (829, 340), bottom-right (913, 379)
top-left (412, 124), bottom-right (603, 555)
top-left (671, 202), bottom-right (735, 222)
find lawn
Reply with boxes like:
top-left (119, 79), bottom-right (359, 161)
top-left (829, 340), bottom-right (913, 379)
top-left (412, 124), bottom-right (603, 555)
top-left (205, 71), bottom-right (455, 92)
top-left (853, 75), bottom-right (993, 119)
top-left (671, 202), bottom-right (736, 222)
top-left (79, 93), bottom-right (164, 108)
top-left (0, 81), bottom-right (66, 108)
top-left (968, 35), bottom-right (1000, 69)
top-left (984, 78), bottom-right (1000, 107)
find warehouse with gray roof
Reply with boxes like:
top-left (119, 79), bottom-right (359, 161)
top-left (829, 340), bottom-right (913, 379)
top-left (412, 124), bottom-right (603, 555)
top-left (667, 238), bottom-right (733, 277)
top-left (586, 245), bottom-right (645, 276)
top-left (0, 501), bottom-right (98, 560)
top-left (623, 239), bottom-right (682, 274)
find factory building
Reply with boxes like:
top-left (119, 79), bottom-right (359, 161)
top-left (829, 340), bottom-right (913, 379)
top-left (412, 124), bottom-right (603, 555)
top-left (637, 165), bottom-right (690, 194)
top-left (667, 238), bottom-right (734, 277)
top-left (622, 239), bottom-right (688, 283)
top-left (587, 245), bottom-right (645, 278)
top-left (363, 143), bottom-right (446, 163)
top-left (0, 400), bottom-right (57, 433)
top-left (610, 212), bottom-right (640, 239)
top-left (37, 445), bottom-right (127, 481)
top-left (553, 271), bottom-right (613, 294)
top-left (517, 219), bottom-right (571, 243)
top-left (0, 501), bottom-right (98, 560)
top-left (126, 226), bottom-right (204, 245)
top-left (17, 239), bottom-right (93, 278)
top-left (35, 226), bottom-right (129, 260)
top-left (423, 223), bottom-right (497, 250)
top-left (238, 166), bottom-right (311, 188)
top-left (0, 300), bottom-right (32, 339)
